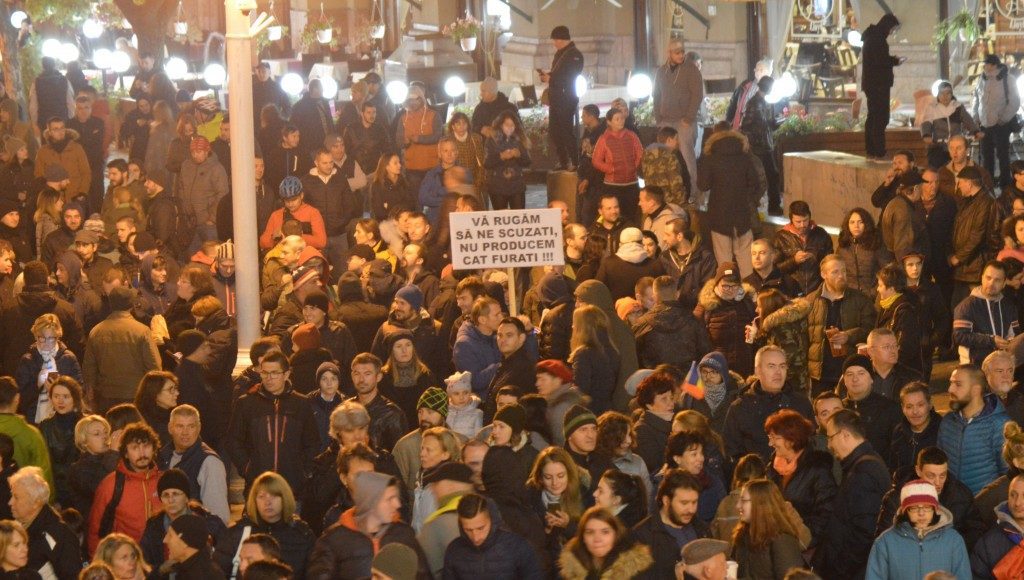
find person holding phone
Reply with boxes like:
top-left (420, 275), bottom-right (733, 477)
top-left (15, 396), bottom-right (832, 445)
top-left (539, 26), bottom-right (584, 172)
top-left (527, 447), bottom-right (585, 566)
top-left (15, 313), bottom-right (83, 425)
top-left (861, 14), bottom-right (905, 160)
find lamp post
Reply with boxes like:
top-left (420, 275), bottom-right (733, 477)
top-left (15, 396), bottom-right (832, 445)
top-left (224, 0), bottom-right (268, 366)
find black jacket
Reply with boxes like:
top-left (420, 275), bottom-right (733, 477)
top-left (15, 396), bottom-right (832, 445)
top-left (570, 339), bottom-right (620, 416)
top-left (0, 284), bottom-right (83, 375)
top-left (744, 267), bottom-right (802, 298)
top-left (213, 515), bottom-right (315, 578)
top-left (694, 281), bottom-right (757, 377)
top-left (971, 503), bottom-right (1024, 580)
top-left (548, 42), bottom-right (585, 110)
top-left (767, 448), bottom-right (837, 546)
top-left (443, 517), bottom-right (544, 579)
top-left (924, 192), bottom-right (958, 282)
top-left (140, 504), bottom-right (227, 570)
top-left (25, 505), bottom-right (80, 580)
top-left (861, 14), bottom-right (901, 92)
top-left (888, 411), bottom-right (942, 479)
top-left (679, 371), bottom-right (742, 435)
top-left (305, 511), bottom-right (430, 580)
top-left (538, 300), bottom-right (573, 363)
top-left (225, 384), bottom-right (320, 494)
top-left (723, 380), bottom-right (814, 463)
top-left (843, 392), bottom-right (902, 464)
top-left (333, 296), bottom-right (389, 355)
top-left (163, 548), bottom-right (225, 579)
top-left (631, 514), bottom-right (708, 580)
top-left (810, 441), bottom-right (890, 580)
top-left (697, 131), bottom-right (765, 235)
top-left (66, 449), bottom-right (117, 518)
top-left (596, 255), bottom-right (666, 301)
top-left (348, 392), bottom-right (408, 452)
top-left (772, 225), bottom-right (835, 295)
top-left (471, 92), bottom-right (518, 134)
top-left (633, 300), bottom-right (712, 370)
top-left (877, 472), bottom-right (985, 550)
top-left (634, 410), bottom-right (672, 478)
top-left (37, 411), bottom-right (80, 507)
top-left (301, 169), bottom-right (359, 237)
top-left (662, 246), bottom-right (718, 310)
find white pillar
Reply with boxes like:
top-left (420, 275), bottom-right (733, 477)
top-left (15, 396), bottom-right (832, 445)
top-left (224, 0), bottom-right (261, 363)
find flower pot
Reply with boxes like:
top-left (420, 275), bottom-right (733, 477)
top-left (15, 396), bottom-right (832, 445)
top-left (268, 25), bottom-right (283, 41)
top-left (174, 21), bottom-right (188, 35)
top-left (460, 37), bottom-right (477, 51)
top-left (317, 28), bottom-right (333, 44)
top-left (370, 23), bottom-right (386, 39)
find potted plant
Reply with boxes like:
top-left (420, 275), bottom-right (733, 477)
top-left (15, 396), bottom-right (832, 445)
top-left (933, 7), bottom-right (981, 44)
top-left (301, 17), bottom-right (339, 53)
top-left (443, 12), bottom-right (480, 52)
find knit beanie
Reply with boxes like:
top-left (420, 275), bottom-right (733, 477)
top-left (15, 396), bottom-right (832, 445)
top-left (169, 514), bottom-right (209, 550)
top-left (216, 240), bottom-right (234, 262)
top-left (899, 479), bottom-right (939, 514)
top-left (417, 387), bottom-right (448, 419)
top-left (842, 353), bottom-right (873, 375)
top-left (714, 262), bottom-right (740, 284)
top-left (316, 361), bottom-right (341, 386)
top-left (372, 543), bottom-right (418, 580)
top-left (291, 322), bottom-right (321, 352)
top-left (44, 164), bottom-right (68, 183)
top-left (158, 468), bottom-right (192, 498)
top-left (563, 404), bottom-right (597, 442)
top-left (190, 136), bottom-right (211, 153)
top-left (537, 272), bottom-right (570, 307)
top-left (384, 329), bottom-right (415, 355)
top-left (536, 360), bottom-right (572, 384)
top-left (303, 288), bottom-right (330, 314)
top-left (133, 232), bottom-right (157, 253)
top-left (493, 403), bottom-right (526, 433)
top-left (83, 214), bottom-right (105, 234)
top-left (619, 227), bottom-right (643, 244)
top-left (353, 471), bottom-right (394, 522)
top-left (395, 284), bottom-right (423, 312)
top-left (698, 352), bottom-right (728, 376)
top-left (445, 371), bottom-right (473, 394)
top-left (615, 297), bottom-right (640, 321)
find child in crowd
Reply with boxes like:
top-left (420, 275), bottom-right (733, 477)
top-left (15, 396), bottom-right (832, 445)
top-left (445, 370), bottom-right (482, 439)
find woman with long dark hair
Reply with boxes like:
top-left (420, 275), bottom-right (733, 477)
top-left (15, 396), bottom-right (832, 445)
top-left (575, 235), bottom-right (608, 283)
top-left (132, 371), bottom-right (178, 445)
top-left (568, 305), bottom-right (620, 415)
top-left (730, 479), bottom-right (807, 579)
top-left (37, 376), bottom-right (84, 508)
top-left (592, 469), bottom-right (647, 529)
top-left (837, 207), bottom-right (888, 297)
top-left (558, 507), bottom-right (653, 579)
top-left (484, 111), bottom-right (531, 210)
top-left (369, 153), bottom-right (416, 221)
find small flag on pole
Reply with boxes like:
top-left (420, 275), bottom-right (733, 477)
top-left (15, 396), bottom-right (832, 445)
top-left (682, 361), bottom-right (704, 400)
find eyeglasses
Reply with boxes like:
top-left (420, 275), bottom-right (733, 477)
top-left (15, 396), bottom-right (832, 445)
top-left (825, 430), bottom-right (842, 441)
top-left (906, 505), bottom-right (934, 514)
top-left (36, 337), bottom-right (58, 344)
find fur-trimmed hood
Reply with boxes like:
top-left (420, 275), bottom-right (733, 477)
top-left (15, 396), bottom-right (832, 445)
top-left (760, 297), bottom-right (811, 333)
top-left (42, 126), bottom-right (81, 145)
top-left (702, 128), bottom-right (750, 155)
top-left (697, 278), bottom-right (756, 312)
top-left (558, 540), bottom-right (653, 580)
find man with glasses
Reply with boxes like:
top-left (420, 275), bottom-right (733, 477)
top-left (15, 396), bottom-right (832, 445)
top-left (866, 328), bottom-right (921, 399)
top-left (34, 116), bottom-right (91, 204)
top-left (812, 408), bottom-right (890, 579)
top-left (695, 262), bottom-right (756, 376)
top-left (225, 350), bottom-right (320, 496)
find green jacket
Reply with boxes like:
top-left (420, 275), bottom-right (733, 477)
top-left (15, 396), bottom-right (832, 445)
top-left (0, 414), bottom-right (54, 499)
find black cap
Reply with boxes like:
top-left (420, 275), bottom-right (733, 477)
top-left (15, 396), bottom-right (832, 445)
top-left (422, 461), bottom-right (474, 486)
top-left (347, 244), bottom-right (376, 262)
top-left (898, 171), bottom-right (925, 188)
top-left (550, 26), bottom-right (571, 40)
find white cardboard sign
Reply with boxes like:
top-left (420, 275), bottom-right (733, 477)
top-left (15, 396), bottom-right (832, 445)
top-left (449, 208), bottom-right (565, 270)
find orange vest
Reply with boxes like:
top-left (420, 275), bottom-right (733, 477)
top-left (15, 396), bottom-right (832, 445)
top-left (402, 108), bottom-right (439, 171)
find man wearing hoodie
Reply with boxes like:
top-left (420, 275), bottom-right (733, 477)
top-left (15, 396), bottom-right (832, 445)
top-left (334, 270), bottom-right (389, 353)
top-left (861, 13), bottom-right (905, 159)
top-left (633, 275), bottom-right (712, 370)
top-left (939, 364), bottom-right (1009, 494)
top-left (306, 470), bottom-right (428, 579)
top-left (574, 279), bottom-right (639, 411)
top-left (34, 117), bottom-right (91, 204)
top-left (596, 227), bottom-right (666, 301)
top-left (444, 491), bottom-right (543, 579)
top-left (975, 54), bottom-right (1021, 187)
top-left (953, 260), bottom-right (1018, 366)
top-left (970, 474), bottom-right (1024, 576)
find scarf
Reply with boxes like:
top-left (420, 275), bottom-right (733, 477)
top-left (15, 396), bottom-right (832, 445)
top-left (393, 360), bottom-right (419, 388)
top-left (879, 292), bottom-right (901, 310)
top-left (704, 383), bottom-right (727, 413)
top-left (35, 346), bottom-right (57, 423)
top-left (541, 490), bottom-right (562, 507)
top-left (772, 450), bottom-right (802, 488)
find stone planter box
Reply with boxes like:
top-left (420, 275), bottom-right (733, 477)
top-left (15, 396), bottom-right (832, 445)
top-left (776, 128), bottom-right (926, 188)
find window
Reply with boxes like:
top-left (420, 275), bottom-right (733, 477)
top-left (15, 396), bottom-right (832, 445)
top-left (487, 0), bottom-right (512, 30)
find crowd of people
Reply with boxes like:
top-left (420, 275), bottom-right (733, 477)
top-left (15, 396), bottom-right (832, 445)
top-left (1, 16), bottom-right (1024, 580)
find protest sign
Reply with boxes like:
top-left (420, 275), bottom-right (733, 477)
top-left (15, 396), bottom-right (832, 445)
top-left (449, 208), bottom-right (565, 270)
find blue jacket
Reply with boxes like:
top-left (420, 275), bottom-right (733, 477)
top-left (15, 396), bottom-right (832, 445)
top-left (453, 320), bottom-right (539, 397)
top-left (953, 288), bottom-right (1019, 366)
top-left (867, 507), bottom-right (971, 580)
top-left (971, 502), bottom-right (1024, 579)
top-left (938, 392), bottom-right (1008, 494)
top-left (418, 163), bottom-right (474, 210)
top-left (442, 517), bottom-right (544, 580)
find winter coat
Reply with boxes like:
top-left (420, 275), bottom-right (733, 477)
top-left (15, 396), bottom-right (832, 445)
top-left (971, 501), bottom-right (1024, 579)
top-left (723, 380), bottom-right (814, 463)
top-left (355, 392), bottom-right (409, 452)
top-left (14, 345), bottom-right (82, 423)
top-left (843, 392), bottom-right (902, 466)
top-left (37, 411), bottom-right (79, 507)
top-left (371, 309), bottom-right (445, 382)
top-left (442, 517), bottom-right (544, 579)
top-left (920, 99), bottom-right (980, 143)
top-left (290, 95), bottom-right (333, 158)
top-left (694, 280), bottom-right (757, 377)
top-left (558, 539), bottom-right (653, 580)
top-left (697, 130), bottom-right (765, 236)
top-left (213, 515), bottom-right (315, 578)
top-left (867, 507), bottom-right (971, 580)
top-left (0, 414), bottom-right (52, 498)
top-left (951, 190), bottom-right (1001, 283)
top-left (545, 385), bottom-right (586, 447)
top-left (487, 346), bottom-right (538, 408)
top-left (953, 288), bottom-right (1019, 366)
top-left (888, 411), bottom-right (942, 479)
top-left (547, 42), bottom-right (585, 112)
top-left (86, 460), bottom-right (162, 554)
top-left (767, 448), bottom-right (837, 546)
top-left (772, 224), bottom-right (834, 295)
top-left (24, 504), bottom-right (80, 580)
top-left (653, 58), bottom-right (704, 125)
top-left (225, 383), bottom-right (320, 494)
top-left (539, 300), bottom-right (574, 363)
top-left (343, 120), bottom-right (392, 180)
top-left (810, 441), bottom-right (890, 580)
top-left (881, 195), bottom-right (931, 263)
top-left (731, 530), bottom-right (806, 580)
top-left (877, 472), bottom-right (986, 551)
top-left (369, 175), bottom-right (417, 221)
top-left (796, 285), bottom-right (876, 381)
top-left (679, 370), bottom-right (743, 435)
top-left (453, 320), bottom-right (503, 396)
top-left (0, 284), bottom-right (83, 376)
top-left (139, 504), bottom-right (227, 570)
top-left (574, 280), bottom-right (639, 412)
top-left (596, 253), bottom-right (666, 302)
top-left (592, 129), bottom-right (643, 185)
top-left (633, 300), bottom-right (712, 370)
top-left (34, 129), bottom-right (91, 202)
top-left (484, 133), bottom-right (531, 198)
top-left (634, 410), bottom-right (673, 477)
top-left (938, 392), bottom-right (1008, 494)
top-left (739, 91), bottom-right (778, 155)
top-left (176, 155), bottom-right (228, 227)
top-left (861, 15), bottom-right (901, 92)
top-left (300, 168), bottom-right (359, 237)
top-left (447, 397), bottom-right (484, 441)
top-left (974, 64), bottom-right (1021, 127)
top-left (67, 449), bottom-right (117, 519)
top-left (641, 143), bottom-right (686, 205)
top-left (471, 92), bottom-right (518, 134)
top-left (570, 338), bottom-right (619, 416)
top-left (632, 514), bottom-right (708, 579)
top-left (758, 300), bottom-right (811, 391)
top-left (838, 238), bottom-right (888, 298)
top-left (662, 246), bottom-right (718, 308)
top-left (82, 311), bottom-right (161, 404)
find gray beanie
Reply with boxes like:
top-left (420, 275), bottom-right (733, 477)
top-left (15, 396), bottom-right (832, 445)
top-left (353, 471), bottom-right (394, 522)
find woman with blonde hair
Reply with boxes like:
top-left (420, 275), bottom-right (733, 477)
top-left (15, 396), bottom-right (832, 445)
top-left (527, 447), bottom-right (585, 568)
top-left (32, 188), bottom-right (62, 258)
top-left (558, 506), bottom-right (653, 579)
top-left (411, 426), bottom-right (462, 532)
top-left (568, 305), bottom-right (620, 415)
top-left (92, 533), bottom-right (150, 580)
top-left (213, 471), bottom-right (314, 577)
top-left (976, 420), bottom-right (1024, 527)
top-left (15, 313), bottom-right (83, 425)
top-left (0, 519), bottom-right (33, 577)
top-left (67, 414), bottom-right (118, 519)
top-left (730, 479), bottom-right (806, 579)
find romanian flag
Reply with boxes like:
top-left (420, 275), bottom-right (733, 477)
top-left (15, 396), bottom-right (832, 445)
top-left (682, 361), bottom-right (705, 400)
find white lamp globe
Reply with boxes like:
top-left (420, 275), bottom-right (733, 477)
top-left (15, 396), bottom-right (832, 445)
top-left (319, 76), bottom-right (339, 100)
top-left (386, 80), bottom-right (409, 104)
top-left (165, 57), bottom-right (188, 81)
top-left (765, 72), bottom-right (798, 105)
top-left (444, 76), bottom-right (466, 98)
top-left (82, 18), bottom-right (103, 39)
top-left (203, 63), bottom-right (226, 87)
top-left (575, 74), bottom-right (588, 98)
top-left (58, 43), bottom-right (80, 64)
top-left (93, 48), bottom-right (113, 70)
top-left (848, 29), bottom-right (863, 48)
top-left (9, 11), bottom-right (27, 29)
top-left (280, 73), bottom-right (304, 96)
top-left (111, 50), bottom-right (132, 73)
top-left (41, 39), bottom-right (62, 60)
top-left (932, 79), bottom-right (949, 97)
top-left (627, 73), bottom-right (653, 100)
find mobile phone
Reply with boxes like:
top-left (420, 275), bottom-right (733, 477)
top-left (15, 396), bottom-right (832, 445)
top-left (547, 502), bottom-right (561, 513)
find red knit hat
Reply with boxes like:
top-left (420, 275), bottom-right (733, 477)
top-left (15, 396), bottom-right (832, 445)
top-left (536, 359), bottom-right (572, 384)
top-left (291, 322), bottom-right (321, 352)
top-left (899, 479), bottom-right (939, 513)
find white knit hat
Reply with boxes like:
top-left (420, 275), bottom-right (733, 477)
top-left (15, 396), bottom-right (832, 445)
top-left (899, 479), bottom-right (939, 513)
top-left (445, 371), bottom-right (472, 393)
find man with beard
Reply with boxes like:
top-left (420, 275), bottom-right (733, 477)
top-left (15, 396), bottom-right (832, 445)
top-left (87, 421), bottom-right (163, 552)
top-left (401, 243), bottom-right (440, 308)
top-left (632, 470), bottom-right (708, 579)
top-left (342, 101), bottom-right (390, 177)
top-left (36, 117), bottom-right (91, 204)
top-left (40, 200), bottom-right (83, 270)
top-left (983, 350), bottom-right (1024, 424)
top-left (141, 174), bottom-right (178, 259)
top-left (346, 353), bottom-right (407, 452)
top-left (939, 364), bottom-right (1010, 494)
top-left (953, 260), bottom-right (1018, 366)
top-left (392, 387), bottom-right (454, 492)
top-left (370, 284), bottom-right (444, 375)
top-left (588, 194), bottom-right (628, 256)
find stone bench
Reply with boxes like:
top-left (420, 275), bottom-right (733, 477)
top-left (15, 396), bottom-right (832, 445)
top-left (782, 150), bottom-right (890, 231)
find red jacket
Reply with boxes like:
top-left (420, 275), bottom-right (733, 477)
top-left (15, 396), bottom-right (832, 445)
top-left (87, 460), bottom-right (162, 555)
top-left (592, 129), bottom-right (642, 185)
top-left (259, 203), bottom-right (327, 250)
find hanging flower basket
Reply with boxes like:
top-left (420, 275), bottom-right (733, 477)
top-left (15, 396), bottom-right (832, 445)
top-left (174, 21), bottom-right (188, 35)
top-left (460, 37), bottom-right (477, 51)
top-left (316, 27), bottom-right (333, 44)
top-left (370, 23), bottom-right (386, 39)
top-left (443, 12), bottom-right (480, 49)
top-left (268, 25), bottom-right (283, 41)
